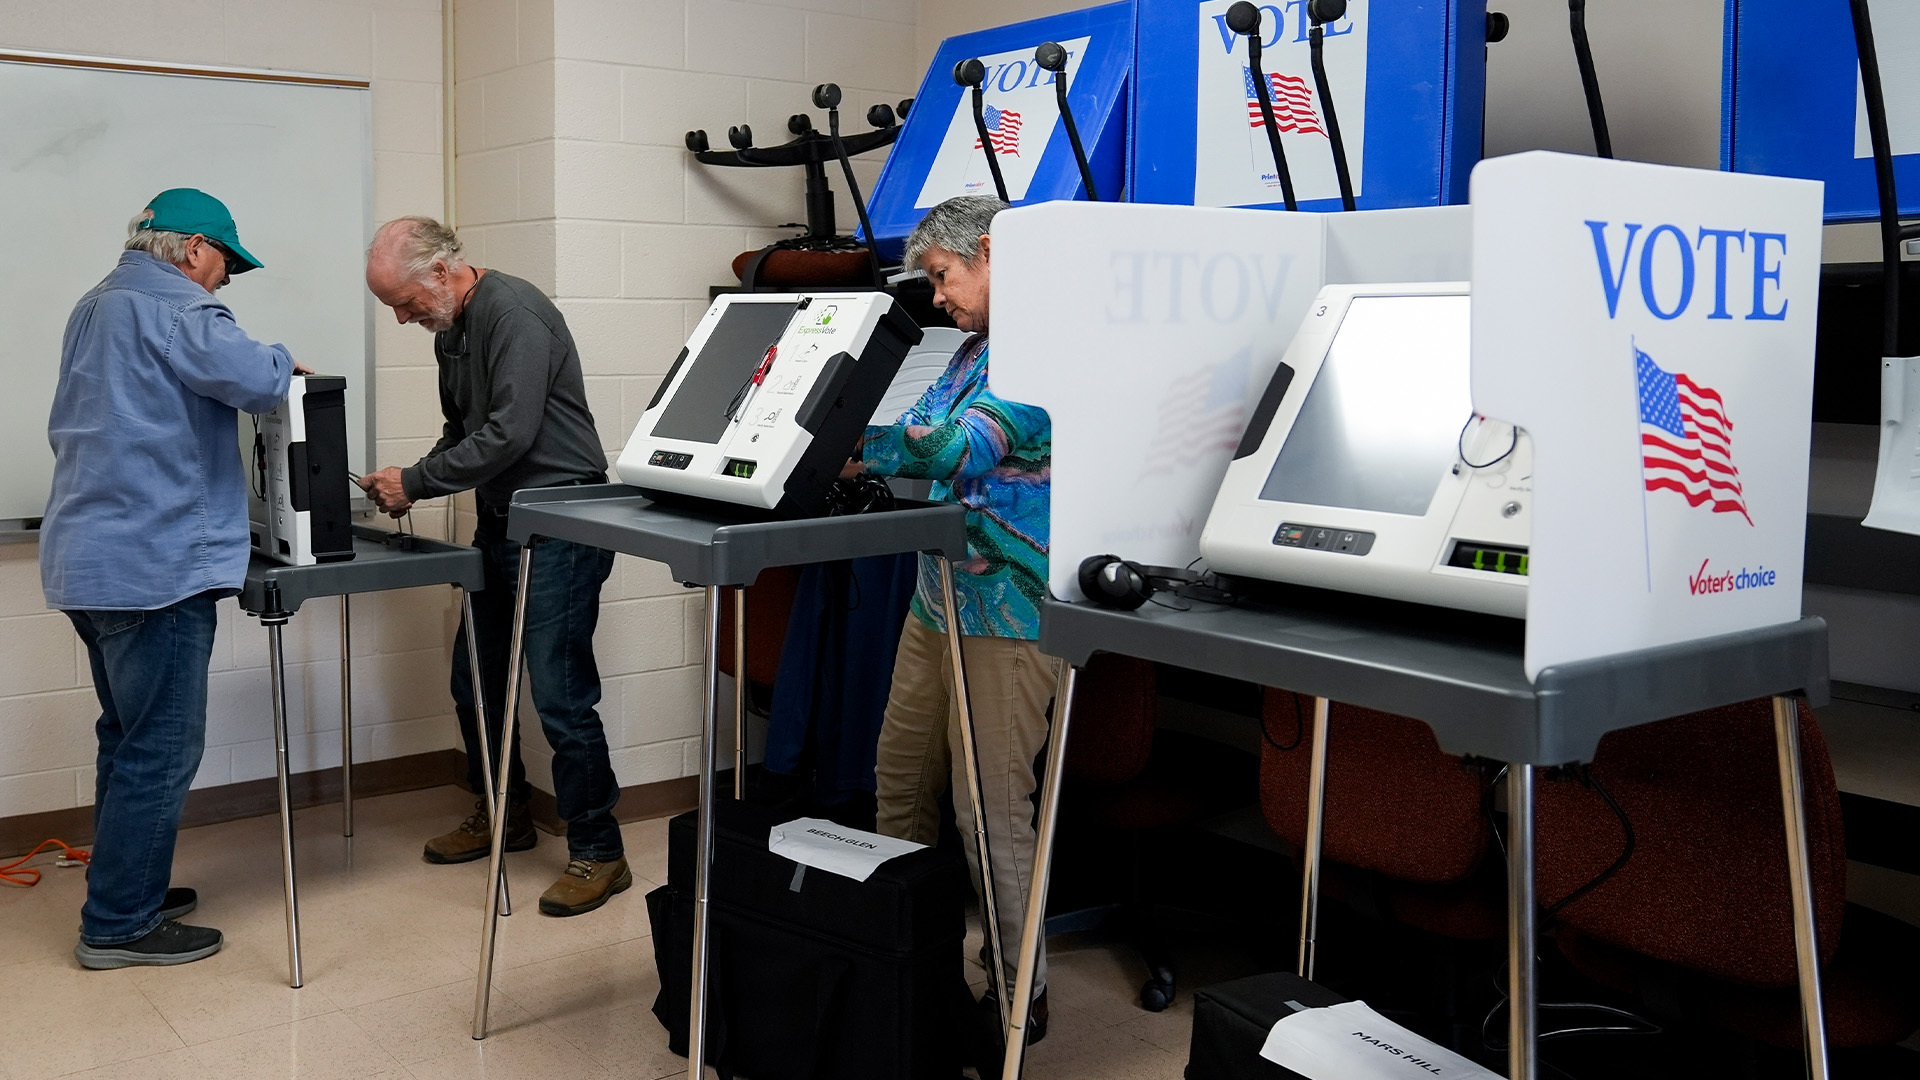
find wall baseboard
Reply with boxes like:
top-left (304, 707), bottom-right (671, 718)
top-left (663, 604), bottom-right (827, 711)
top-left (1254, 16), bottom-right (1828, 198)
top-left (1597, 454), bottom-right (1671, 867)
top-left (0, 749), bottom-right (464, 859)
top-left (2, 750), bottom-right (704, 859)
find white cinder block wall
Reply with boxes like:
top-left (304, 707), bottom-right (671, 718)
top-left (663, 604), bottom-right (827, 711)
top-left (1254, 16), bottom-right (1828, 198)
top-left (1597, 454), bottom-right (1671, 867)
top-left (0, 0), bottom-right (459, 822)
top-left (1, 0), bottom-right (1755, 824)
top-left (451, 0), bottom-right (920, 796)
top-left (0, 0), bottom-right (928, 826)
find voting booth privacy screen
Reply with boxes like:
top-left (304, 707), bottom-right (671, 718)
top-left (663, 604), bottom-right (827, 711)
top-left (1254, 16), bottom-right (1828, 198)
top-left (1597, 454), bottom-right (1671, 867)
top-left (861, 2), bottom-right (1131, 261)
top-left (1203, 283), bottom-right (1533, 618)
top-left (616, 293), bottom-right (920, 517)
top-left (990, 201), bottom-right (1472, 603)
top-left (1723, 0), bottom-right (1920, 222)
top-left (1471, 152), bottom-right (1822, 678)
top-left (1130, 0), bottom-right (1486, 213)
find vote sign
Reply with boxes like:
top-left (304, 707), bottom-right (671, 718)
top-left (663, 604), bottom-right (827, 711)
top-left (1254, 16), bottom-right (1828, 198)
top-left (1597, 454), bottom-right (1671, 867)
top-left (862, 2), bottom-right (1131, 262)
top-left (1471, 152), bottom-right (1823, 680)
top-left (1132, 0), bottom-right (1486, 212)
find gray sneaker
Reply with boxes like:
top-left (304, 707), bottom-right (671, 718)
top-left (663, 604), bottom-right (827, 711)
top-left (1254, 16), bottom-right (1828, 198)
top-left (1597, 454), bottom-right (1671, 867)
top-left (76, 920), bottom-right (223, 970)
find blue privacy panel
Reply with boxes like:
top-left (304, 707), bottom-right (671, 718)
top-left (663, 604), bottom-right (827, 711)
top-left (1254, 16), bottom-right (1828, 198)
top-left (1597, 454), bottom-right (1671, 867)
top-left (1130, 0), bottom-right (1485, 212)
top-left (1723, 0), bottom-right (1920, 223)
top-left (863, 2), bottom-right (1132, 261)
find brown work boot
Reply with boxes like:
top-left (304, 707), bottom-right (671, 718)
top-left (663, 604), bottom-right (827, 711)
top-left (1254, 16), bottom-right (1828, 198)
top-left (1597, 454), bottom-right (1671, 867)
top-left (422, 800), bottom-right (536, 865)
top-left (538, 856), bottom-right (632, 917)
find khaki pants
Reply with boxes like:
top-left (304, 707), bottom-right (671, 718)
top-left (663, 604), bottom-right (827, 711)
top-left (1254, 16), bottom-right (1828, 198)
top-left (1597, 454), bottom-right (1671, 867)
top-left (873, 615), bottom-right (1061, 996)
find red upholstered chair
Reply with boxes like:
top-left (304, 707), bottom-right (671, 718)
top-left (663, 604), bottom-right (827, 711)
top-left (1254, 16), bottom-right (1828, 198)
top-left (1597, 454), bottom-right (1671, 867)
top-left (1536, 699), bottom-right (1920, 1051)
top-left (1258, 691), bottom-right (1504, 943)
top-left (1058, 655), bottom-right (1256, 1010)
top-left (715, 566), bottom-right (802, 693)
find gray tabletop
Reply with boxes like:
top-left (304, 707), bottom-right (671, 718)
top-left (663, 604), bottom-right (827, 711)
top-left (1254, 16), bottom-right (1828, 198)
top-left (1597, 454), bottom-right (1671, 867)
top-left (505, 484), bottom-right (970, 586)
top-left (1040, 594), bottom-right (1829, 765)
top-left (239, 525), bottom-right (484, 616)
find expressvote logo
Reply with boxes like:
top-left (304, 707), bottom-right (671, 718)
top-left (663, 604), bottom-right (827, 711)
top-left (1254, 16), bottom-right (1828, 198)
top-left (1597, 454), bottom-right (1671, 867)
top-left (1688, 560), bottom-right (1778, 597)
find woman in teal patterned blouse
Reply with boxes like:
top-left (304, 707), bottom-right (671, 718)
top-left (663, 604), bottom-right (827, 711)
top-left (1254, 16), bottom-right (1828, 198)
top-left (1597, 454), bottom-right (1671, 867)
top-left (856, 195), bottom-right (1059, 1046)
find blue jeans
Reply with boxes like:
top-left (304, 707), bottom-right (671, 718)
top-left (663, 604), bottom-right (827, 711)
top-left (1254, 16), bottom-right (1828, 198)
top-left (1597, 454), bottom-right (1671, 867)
top-left (453, 512), bottom-right (622, 861)
top-left (67, 592), bottom-right (218, 945)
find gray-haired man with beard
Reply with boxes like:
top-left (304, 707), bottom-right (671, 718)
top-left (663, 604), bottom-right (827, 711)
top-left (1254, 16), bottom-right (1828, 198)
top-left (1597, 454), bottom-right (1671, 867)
top-left (360, 216), bottom-right (628, 917)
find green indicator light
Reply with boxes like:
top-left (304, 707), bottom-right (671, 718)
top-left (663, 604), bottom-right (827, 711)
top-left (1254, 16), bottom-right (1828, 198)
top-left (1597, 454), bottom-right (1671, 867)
top-left (1519, 554), bottom-right (1529, 576)
top-left (1473, 550), bottom-right (1485, 571)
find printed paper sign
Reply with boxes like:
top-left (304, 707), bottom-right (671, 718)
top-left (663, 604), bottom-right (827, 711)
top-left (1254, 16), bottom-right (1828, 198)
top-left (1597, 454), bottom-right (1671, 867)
top-left (914, 36), bottom-right (1090, 207)
top-left (1260, 1001), bottom-right (1498, 1079)
top-left (1863, 356), bottom-right (1920, 535)
top-left (1192, 0), bottom-right (1368, 208)
top-left (767, 818), bottom-right (926, 883)
top-left (1471, 152), bottom-right (1822, 680)
top-left (1854, 2), bottom-right (1920, 159)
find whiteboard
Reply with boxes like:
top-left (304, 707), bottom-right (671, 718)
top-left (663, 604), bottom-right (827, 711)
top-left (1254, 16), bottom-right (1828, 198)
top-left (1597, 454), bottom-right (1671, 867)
top-left (0, 52), bottom-right (372, 525)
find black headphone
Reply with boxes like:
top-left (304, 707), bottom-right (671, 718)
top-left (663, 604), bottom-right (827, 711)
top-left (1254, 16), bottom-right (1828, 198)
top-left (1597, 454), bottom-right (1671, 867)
top-left (1079, 554), bottom-right (1219, 611)
top-left (1078, 554), bottom-right (1152, 610)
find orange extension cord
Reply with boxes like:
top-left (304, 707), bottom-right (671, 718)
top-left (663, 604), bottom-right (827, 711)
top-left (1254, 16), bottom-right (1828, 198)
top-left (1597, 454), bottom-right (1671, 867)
top-left (0, 839), bottom-right (89, 887)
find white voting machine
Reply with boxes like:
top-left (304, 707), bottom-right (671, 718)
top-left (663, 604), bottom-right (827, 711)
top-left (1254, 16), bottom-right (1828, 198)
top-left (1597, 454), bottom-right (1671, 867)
top-left (249, 374), bottom-right (353, 566)
top-left (1202, 283), bottom-right (1532, 618)
top-left (616, 293), bottom-right (921, 517)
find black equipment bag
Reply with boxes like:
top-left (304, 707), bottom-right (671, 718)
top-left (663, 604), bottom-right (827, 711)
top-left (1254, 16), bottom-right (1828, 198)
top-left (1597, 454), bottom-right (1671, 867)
top-left (1187, 972), bottom-right (1350, 1080)
top-left (647, 800), bottom-right (970, 1080)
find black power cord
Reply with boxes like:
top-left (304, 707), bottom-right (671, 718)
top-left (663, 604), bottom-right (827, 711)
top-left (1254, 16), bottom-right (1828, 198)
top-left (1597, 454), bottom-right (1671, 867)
top-left (1568, 0), bottom-right (1613, 159)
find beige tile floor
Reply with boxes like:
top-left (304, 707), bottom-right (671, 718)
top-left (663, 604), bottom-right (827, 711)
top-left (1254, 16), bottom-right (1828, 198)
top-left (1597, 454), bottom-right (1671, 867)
top-left (0, 786), bottom-right (1196, 1080)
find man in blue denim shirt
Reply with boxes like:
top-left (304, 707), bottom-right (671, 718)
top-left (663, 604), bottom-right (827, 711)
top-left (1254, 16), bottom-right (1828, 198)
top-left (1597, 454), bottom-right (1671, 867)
top-left (41, 189), bottom-right (296, 969)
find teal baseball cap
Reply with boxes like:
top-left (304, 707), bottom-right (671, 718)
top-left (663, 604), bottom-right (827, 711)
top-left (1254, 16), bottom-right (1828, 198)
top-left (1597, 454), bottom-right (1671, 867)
top-left (142, 188), bottom-right (263, 272)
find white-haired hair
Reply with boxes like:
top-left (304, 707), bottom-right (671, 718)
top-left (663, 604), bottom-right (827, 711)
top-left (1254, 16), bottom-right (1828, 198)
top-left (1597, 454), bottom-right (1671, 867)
top-left (903, 195), bottom-right (1008, 270)
top-left (371, 215), bottom-right (467, 281)
top-left (123, 209), bottom-right (194, 264)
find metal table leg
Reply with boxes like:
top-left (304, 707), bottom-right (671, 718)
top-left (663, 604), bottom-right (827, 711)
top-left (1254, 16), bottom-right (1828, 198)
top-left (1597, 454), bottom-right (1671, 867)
top-left (998, 662), bottom-right (1078, 1080)
top-left (1772, 696), bottom-right (1831, 1080)
top-left (938, 559), bottom-right (1009, 1030)
top-left (463, 590), bottom-right (511, 918)
top-left (340, 595), bottom-right (353, 838)
top-left (1298, 696), bottom-right (1330, 980)
top-left (688, 585), bottom-right (724, 1079)
top-left (473, 547), bottom-right (534, 1039)
top-left (1507, 763), bottom-right (1537, 1080)
top-left (264, 606), bottom-right (303, 989)
top-left (733, 586), bottom-right (746, 800)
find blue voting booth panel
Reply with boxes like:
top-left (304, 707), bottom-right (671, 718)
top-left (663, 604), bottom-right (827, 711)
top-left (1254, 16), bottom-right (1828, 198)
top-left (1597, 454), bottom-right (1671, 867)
top-left (863, 2), bottom-right (1131, 261)
top-left (1723, 0), bottom-right (1920, 223)
top-left (1130, 0), bottom-right (1485, 212)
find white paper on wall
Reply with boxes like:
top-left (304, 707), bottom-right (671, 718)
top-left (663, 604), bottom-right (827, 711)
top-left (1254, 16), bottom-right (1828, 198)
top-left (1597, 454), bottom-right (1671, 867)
top-left (1854, 2), bottom-right (1920, 159)
top-left (1470, 152), bottom-right (1823, 681)
top-left (1864, 356), bottom-right (1920, 534)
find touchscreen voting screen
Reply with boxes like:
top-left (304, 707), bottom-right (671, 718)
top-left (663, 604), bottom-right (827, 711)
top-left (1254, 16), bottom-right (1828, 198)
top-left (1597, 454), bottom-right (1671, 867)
top-left (1258, 294), bottom-right (1472, 516)
top-left (648, 301), bottom-right (798, 446)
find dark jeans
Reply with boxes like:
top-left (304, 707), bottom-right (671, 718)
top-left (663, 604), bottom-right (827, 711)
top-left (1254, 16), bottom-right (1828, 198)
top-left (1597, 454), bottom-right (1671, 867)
top-left (67, 592), bottom-right (218, 945)
top-left (454, 510), bottom-right (622, 861)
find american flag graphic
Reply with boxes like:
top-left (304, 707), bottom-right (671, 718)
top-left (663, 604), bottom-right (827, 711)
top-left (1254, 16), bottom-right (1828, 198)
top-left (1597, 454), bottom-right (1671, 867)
top-left (1244, 66), bottom-right (1325, 136)
top-left (1636, 346), bottom-right (1752, 525)
top-left (972, 104), bottom-right (1024, 156)
top-left (1142, 351), bottom-right (1250, 475)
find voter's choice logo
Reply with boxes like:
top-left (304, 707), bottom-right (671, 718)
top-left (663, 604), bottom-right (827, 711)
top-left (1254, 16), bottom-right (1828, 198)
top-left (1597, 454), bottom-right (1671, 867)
top-left (914, 36), bottom-right (1092, 208)
top-left (1194, 0), bottom-right (1368, 208)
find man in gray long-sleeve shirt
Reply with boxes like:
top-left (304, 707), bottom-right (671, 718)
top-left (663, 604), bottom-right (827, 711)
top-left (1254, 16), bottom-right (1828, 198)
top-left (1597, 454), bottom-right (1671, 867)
top-left (361, 216), bottom-right (629, 918)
